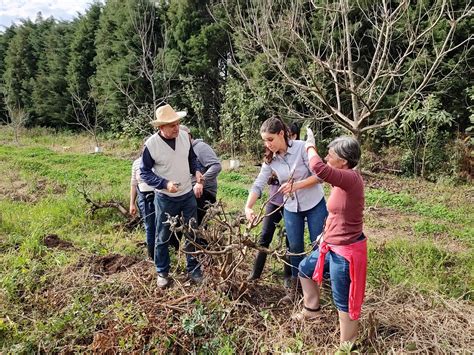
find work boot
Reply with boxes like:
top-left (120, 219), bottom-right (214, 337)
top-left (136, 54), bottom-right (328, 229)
top-left (282, 254), bottom-right (292, 288)
top-left (280, 277), bottom-right (302, 304)
top-left (189, 268), bottom-right (204, 284)
top-left (247, 251), bottom-right (267, 281)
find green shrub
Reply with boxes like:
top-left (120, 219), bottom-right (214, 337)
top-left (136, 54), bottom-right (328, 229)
top-left (386, 95), bottom-right (454, 180)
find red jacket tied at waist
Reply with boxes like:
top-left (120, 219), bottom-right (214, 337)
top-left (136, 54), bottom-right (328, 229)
top-left (312, 239), bottom-right (368, 320)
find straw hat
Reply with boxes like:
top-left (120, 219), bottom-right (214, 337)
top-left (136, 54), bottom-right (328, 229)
top-left (150, 104), bottom-right (187, 127)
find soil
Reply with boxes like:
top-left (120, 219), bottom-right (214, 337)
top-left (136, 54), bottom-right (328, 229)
top-left (43, 234), bottom-right (74, 249)
top-left (0, 177), bottom-right (65, 203)
top-left (86, 254), bottom-right (141, 275)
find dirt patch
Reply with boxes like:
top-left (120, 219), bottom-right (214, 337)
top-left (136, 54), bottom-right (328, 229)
top-left (43, 234), bottom-right (74, 249)
top-left (0, 174), bottom-right (66, 203)
top-left (82, 254), bottom-right (141, 275)
top-left (0, 180), bottom-right (34, 202)
top-left (244, 281), bottom-right (287, 307)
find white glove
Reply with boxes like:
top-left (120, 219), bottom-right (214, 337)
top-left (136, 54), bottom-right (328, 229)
top-left (305, 127), bottom-right (316, 150)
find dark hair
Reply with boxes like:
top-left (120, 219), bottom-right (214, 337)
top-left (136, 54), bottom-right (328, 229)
top-left (260, 115), bottom-right (291, 164)
top-left (328, 136), bottom-right (361, 169)
top-left (289, 122), bottom-right (300, 140)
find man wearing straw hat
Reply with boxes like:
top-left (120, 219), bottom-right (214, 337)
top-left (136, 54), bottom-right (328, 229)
top-left (141, 104), bottom-right (205, 288)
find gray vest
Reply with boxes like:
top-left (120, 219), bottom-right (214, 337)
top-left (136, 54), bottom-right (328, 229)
top-left (145, 130), bottom-right (192, 197)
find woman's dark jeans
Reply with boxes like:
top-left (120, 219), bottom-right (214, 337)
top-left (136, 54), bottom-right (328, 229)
top-left (196, 189), bottom-right (217, 226)
top-left (137, 189), bottom-right (156, 259)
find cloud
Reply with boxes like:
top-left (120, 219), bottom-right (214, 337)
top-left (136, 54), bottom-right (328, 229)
top-left (0, 0), bottom-right (96, 28)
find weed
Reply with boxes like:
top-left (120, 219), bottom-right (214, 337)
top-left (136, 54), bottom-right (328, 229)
top-left (0, 127), bottom-right (472, 353)
top-left (414, 221), bottom-right (448, 235)
top-left (368, 240), bottom-right (472, 299)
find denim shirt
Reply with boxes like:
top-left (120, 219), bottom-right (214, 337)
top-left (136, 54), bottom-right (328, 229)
top-left (251, 140), bottom-right (325, 213)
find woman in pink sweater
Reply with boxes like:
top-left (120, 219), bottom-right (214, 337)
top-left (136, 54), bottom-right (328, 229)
top-left (295, 130), bottom-right (367, 346)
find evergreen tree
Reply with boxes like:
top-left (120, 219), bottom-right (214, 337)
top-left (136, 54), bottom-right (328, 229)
top-left (31, 22), bottom-right (73, 126)
top-left (92, 0), bottom-right (154, 130)
top-left (0, 26), bottom-right (17, 122)
top-left (164, 0), bottom-right (230, 140)
top-left (67, 2), bottom-right (102, 127)
top-left (2, 21), bottom-right (38, 124)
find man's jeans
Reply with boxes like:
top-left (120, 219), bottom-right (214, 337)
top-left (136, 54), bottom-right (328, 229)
top-left (283, 198), bottom-right (328, 277)
top-left (137, 189), bottom-right (156, 259)
top-left (154, 190), bottom-right (200, 274)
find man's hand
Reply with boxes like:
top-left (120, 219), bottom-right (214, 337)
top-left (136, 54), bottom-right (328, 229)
top-left (166, 181), bottom-right (179, 193)
top-left (193, 182), bottom-right (203, 198)
top-left (245, 206), bottom-right (256, 223)
top-left (195, 171), bottom-right (205, 184)
top-left (129, 204), bottom-right (137, 216)
top-left (305, 127), bottom-right (316, 151)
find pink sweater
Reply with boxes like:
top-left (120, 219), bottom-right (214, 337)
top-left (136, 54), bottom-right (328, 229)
top-left (309, 155), bottom-right (364, 245)
top-left (313, 239), bottom-right (367, 320)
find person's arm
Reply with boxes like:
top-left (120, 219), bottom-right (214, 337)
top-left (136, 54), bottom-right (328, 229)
top-left (198, 144), bottom-right (222, 181)
top-left (140, 147), bottom-right (178, 193)
top-left (204, 161), bottom-right (222, 181)
top-left (129, 185), bottom-right (137, 216)
top-left (244, 191), bottom-right (259, 222)
top-left (188, 145), bottom-right (204, 175)
top-left (245, 163), bottom-right (272, 221)
top-left (306, 133), bottom-right (357, 190)
top-left (188, 145), bottom-right (204, 197)
top-left (130, 161), bottom-right (139, 215)
top-left (278, 175), bottom-right (320, 195)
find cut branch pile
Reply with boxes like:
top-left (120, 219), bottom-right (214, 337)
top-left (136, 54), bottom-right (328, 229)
top-left (166, 199), bottom-right (293, 298)
top-left (77, 183), bottom-right (141, 231)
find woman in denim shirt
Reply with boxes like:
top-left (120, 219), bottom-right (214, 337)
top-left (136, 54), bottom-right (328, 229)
top-left (247, 123), bottom-right (301, 285)
top-left (244, 116), bottom-right (328, 298)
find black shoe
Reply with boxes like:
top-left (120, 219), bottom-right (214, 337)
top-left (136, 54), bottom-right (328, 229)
top-left (189, 268), bottom-right (203, 284)
top-left (248, 251), bottom-right (267, 280)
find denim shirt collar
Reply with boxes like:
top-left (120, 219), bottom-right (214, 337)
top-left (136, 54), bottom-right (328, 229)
top-left (274, 140), bottom-right (297, 161)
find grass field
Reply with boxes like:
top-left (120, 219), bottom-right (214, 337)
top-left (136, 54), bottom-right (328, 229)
top-left (0, 127), bottom-right (473, 353)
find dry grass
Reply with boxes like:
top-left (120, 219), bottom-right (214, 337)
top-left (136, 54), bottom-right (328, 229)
top-left (21, 247), bottom-right (472, 353)
top-left (1, 128), bottom-right (472, 353)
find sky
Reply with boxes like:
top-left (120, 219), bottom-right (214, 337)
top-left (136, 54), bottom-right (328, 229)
top-left (0, 0), bottom-right (99, 29)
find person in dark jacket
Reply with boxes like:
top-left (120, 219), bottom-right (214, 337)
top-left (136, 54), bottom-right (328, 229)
top-left (180, 125), bottom-right (222, 225)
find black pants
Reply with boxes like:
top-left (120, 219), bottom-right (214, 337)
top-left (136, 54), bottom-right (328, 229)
top-left (259, 203), bottom-right (284, 247)
top-left (196, 190), bottom-right (217, 226)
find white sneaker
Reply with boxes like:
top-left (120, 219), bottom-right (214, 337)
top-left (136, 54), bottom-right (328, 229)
top-left (156, 273), bottom-right (170, 288)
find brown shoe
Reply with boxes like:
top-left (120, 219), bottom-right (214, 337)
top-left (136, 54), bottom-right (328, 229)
top-left (292, 305), bottom-right (322, 321)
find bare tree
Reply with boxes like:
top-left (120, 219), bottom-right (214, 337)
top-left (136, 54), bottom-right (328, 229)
top-left (4, 100), bottom-right (28, 144)
top-left (223, 0), bottom-right (473, 139)
top-left (70, 86), bottom-right (106, 153)
top-left (101, 0), bottom-right (182, 137)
